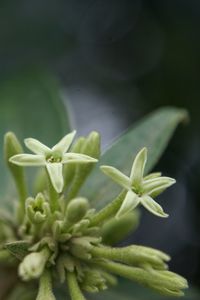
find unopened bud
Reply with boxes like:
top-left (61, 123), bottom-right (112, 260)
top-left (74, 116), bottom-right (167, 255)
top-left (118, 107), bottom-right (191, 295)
top-left (63, 137), bottom-right (86, 186)
top-left (70, 236), bottom-right (101, 260)
top-left (4, 132), bottom-right (27, 220)
top-left (81, 269), bottom-right (107, 293)
top-left (26, 193), bottom-right (50, 224)
top-left (19, 247), bottom-right (50, 281)
top-left (82, 131), bottom-right (101, 159)
top-left (66, 197), bottom-right (89, 224)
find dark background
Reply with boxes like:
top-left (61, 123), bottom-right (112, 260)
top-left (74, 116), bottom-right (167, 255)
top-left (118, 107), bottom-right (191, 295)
top-left (1, 0), bottom-right (200, 288)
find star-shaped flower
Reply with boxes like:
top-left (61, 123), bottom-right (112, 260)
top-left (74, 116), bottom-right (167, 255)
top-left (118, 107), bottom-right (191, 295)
top-left (101, 147), bottom-right (175, 218)
top-left (10, 131), bottom-right (97, 193)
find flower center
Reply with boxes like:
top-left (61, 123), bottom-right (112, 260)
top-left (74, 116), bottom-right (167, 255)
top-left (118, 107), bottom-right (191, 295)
top-left (46, 151), bottom-right (62, 163)
top-left (132, 186), bottom-right (143, 197)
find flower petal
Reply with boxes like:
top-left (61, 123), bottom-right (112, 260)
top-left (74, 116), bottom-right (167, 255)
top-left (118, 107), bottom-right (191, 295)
top-left (62, 153), bottom-right (98, 164)
top-left (148, 184), bottom-right (175, 198)
top-left (52, 131), bottom-right (76, 154)
top-left (141, 195), bottom-right (168, 218)
top-left (130, 147), bottom-right (147, 187)
top-left (144, 172), bottom-right (162, 180)
top-left (9, 154), bottom-right (45, 166)
top-left (100, 166), bottom-right (131, 189)
top-left (24, 138), bottom-right (51, 155)
top-left (46, 163), bottom-right (64, 193)
top-left (142, 177), bottom-right (176, 195)
top-left (116, 190), bottom-right (139, 218)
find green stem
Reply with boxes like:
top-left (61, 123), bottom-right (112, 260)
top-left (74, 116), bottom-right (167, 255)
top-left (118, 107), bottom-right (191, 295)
top-left (36, 270), bottom-right (56, 300)
top-left (31, 222), bottom-right (43, 240)
top-left (46, 170), bottom-right (59, 212)
top-left (89, 190), bottom-right (126, 226)
top-left (66, 272), bottom-right (87, 300)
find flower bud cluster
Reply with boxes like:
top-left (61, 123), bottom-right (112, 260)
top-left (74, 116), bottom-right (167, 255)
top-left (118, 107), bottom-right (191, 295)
top-left (0, 131), bottom-right (188, 300)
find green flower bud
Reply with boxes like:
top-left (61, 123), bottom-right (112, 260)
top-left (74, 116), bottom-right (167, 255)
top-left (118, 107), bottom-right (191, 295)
top-left (71, 219), bottom-right (90, 234)
top-left (80, 268), bottom-right (107, 293)
top-left (70, 236), bottom-right (101, 260)
top-left (66, 132), bottom-right (100, 200)
top-left (91, 245), bottom-right (170, 270)
top-left (66, 197), bottom-right (89, 224)
top-left (26, 193), bottom-right (50, 224)
top-left (82, 131), bottom-right (101, 159)
top-left (63, 137), bottom-right (86, 187)
top-left (149, 269), bottom-right (189, 296)
top-left (19, 247), bottom-right (50, 281)
top-left (52, 220), bottom-right (71, 242)
top-left (4, 132), bottom-right (27, 221)
top-left (97, 260), bottom-right (188, 297)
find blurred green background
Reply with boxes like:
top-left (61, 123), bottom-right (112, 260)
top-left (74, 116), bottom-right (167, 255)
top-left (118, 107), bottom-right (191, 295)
top-left (0, 0), bottom-right (200, 298)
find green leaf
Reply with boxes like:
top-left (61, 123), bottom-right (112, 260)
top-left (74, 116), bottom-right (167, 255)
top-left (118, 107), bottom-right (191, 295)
top-left (81, 107), bottom-right (188, 209)
top-left (5, 240), bottom-right (30, 260)
top-left (0, 70), bottom-right (71, 204)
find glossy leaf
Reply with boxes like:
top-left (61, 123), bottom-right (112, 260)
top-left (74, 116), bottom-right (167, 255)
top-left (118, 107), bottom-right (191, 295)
top-left (81, 107), bottom-right (188, 209)
top-left (0, 70), bottom-right (71, 205)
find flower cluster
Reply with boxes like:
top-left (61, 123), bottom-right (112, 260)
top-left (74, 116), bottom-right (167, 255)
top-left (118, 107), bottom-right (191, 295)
top-left (0, 131), bottom-right (188, 300)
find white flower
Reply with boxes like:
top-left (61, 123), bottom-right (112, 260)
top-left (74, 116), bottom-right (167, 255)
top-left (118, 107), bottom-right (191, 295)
top-left (101, 148), bottom-right (175, 218)
top-left (9, 131), bottom-right (98, 193)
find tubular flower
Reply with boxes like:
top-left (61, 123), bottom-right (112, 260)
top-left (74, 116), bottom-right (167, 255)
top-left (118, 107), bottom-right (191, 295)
top-left (9, 131), bottom-right (97, 193)
top-left (101, 147), bottom-right (175, 218)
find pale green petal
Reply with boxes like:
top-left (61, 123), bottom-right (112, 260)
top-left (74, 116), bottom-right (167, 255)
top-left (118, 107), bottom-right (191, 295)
top-left (46, 163), bottom-right (64, 193)
top-left (62, 153), bottom-right (98, 164)
top-left (116, 190), bottom-right (139, 218)
top-left (52, 130), bottom-right (76, 154)
top-left (24, 138), bottom-right (51, 155)
top-left (144, 172), bottom-right (162, 180)
top-left (149, 184), bottom-right (175, 198)
top-left (9, 154), bottom-right (46, 166)
top-left (142, 177), bottom-right (176, 195)
top-left (141, 195), bottom-right (168, 218)
top-left (100, 166), bottom-right (131, 189)
top-left (130, 147), bottom-right (147, 187)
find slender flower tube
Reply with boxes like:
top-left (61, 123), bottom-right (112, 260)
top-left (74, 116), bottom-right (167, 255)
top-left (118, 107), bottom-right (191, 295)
top-left (101, 147), bottom-right (175, 218)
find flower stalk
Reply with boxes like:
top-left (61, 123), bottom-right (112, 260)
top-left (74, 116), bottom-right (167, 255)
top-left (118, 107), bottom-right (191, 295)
top-left (90, 190), bottom-right (126, 226)
top-left (36, 270), bottom-right (56, 300)
top-left (67, 271), bottom-right (87, 300)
